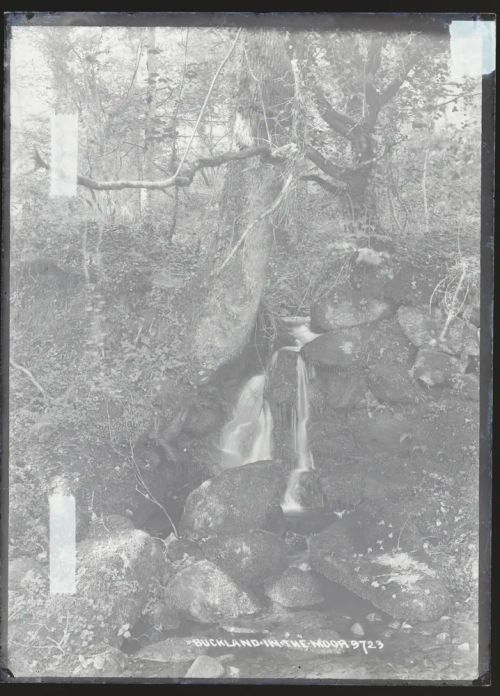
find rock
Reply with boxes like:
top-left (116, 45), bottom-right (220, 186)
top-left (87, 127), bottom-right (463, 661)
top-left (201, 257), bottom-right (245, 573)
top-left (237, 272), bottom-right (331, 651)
top-left (133, 637), bottom-right (208, 664)
top-left (367, 362), bottom-right (419, 404)
top-left (8, 527), bottom-right (169, 677)
top-left (319, 461), bottom-right (412, 511)
top-left (457, 642), bottom-right (470, 652)
top-left (311, 296), bottom-right (392, 333)
top-left (382, 259), bottom-right (448, 307)
top-left (185, 655), bottom-right (225, 678)
top-left (179, 461), bottom-right (286, 539)
top-left (309, 420), bottom-right (360, 467)
top-left (201, 530), bottom-right (288, 587)
top-left (364, 317), bottom-right (414, 367)
top-left (365, 612), bottom-right (383, 623)
top-left (263, 568), bottom-right (324, 608)
top-left (302, 328), bottom-right (364, 368)
top-left (163, 533), bottom-right (205, 568)
top-left (412, 349), bottom-right (465, 387)
top-left (142, 596), bottom-right (182, 632)
top-left (166, 560), bottom-right (261, 623)
top-left (322, 368), bottom-right (367, 410)
top-left (451, 373), bottom-right (479, 400)
top-left (397, 305), bottom-right (479, 357)
top-left (349, 259), bottom-right (396, 301)
top-left (72, 647), bottom-right (129, 677)
top-left (310, 519), bottom-right (450, 622)
top-left (350, 622), bottom-right (365, 636)
top-left (350, 412), bottom-right (414, 456)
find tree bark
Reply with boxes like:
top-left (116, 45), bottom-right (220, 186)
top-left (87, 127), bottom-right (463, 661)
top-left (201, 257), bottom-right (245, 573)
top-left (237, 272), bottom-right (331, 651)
top-left (188, 29), bottom-right (295, 373)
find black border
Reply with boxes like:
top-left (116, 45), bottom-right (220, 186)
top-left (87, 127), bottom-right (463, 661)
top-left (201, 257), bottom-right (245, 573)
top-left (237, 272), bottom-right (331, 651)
top-left (0, 8), bottom-right (496, 689)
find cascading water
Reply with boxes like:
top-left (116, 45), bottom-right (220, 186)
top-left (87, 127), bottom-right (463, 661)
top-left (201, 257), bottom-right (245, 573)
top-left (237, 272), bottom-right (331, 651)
top-left (218, 316), bottom-right (320, 514)
top-left (279, 317), bottom-right (321, 514)
top-left (219, 373), bottom-right (273, 468)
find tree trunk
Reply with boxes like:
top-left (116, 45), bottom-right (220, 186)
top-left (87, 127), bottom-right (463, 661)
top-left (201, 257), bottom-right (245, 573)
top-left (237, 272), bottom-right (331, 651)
top-left (189, 29), bottom-right (295, 373)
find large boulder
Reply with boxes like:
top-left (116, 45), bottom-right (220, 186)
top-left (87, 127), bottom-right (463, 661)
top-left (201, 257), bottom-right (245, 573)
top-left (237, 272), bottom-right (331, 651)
top-left (8, 516), bottom-right (170, 677)
top-left (397, 305), bottom-right (479, 357)
top-left (179, 461), bottom-right (286, 539)
top-left (166, 559), bottom-right (261, 623)
top-left (364, 317), bottom-right (414, 367)
top-left (302, 328), bottom-right (364, 368)
top-left (319, 460), bottom-right (415, 511)
top-left (308, 419), bottom-right (360, 467)
top-left (321, 367), bottom-right (367, 411)
top-left (367, 362), bottom-right (420, 404)
top-left (310, 513), bottom-right (450, 622)
top-left (263, 567), bottom-right (324, 608)
top-left (381, 258), bottom-right (449, 307)
top-left (201, 530), bottom-right (288, 587)
top-left (349, 412), bottom-right (414, 457)
top-left (412, 349), bottom-right (465, 387)
top-left (311, 296), bottom-right (392, 333)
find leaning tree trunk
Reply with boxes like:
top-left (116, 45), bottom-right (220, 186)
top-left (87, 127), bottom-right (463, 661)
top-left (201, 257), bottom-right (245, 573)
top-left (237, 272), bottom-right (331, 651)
top-left (188, 29), bottom-right (295, 374)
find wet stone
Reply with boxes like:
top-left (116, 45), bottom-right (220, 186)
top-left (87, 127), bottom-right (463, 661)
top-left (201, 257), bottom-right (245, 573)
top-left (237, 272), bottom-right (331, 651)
top-left (310, 519), bottom-right (450, 622)
top-left (166, 559), bottom-right (261, 624)
top-left (201, 530), bottom-right (288, 587)
top-left (302, 327), bottom-right (364, 368)
top-left (179, 461), bottom-right (286, 540)
top-left (263, 567), bottom-right (325, 608)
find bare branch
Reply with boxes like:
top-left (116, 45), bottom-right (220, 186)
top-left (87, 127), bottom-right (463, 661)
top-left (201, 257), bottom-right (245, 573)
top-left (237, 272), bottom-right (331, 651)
top-left (311, 82), bottom-right (360, 140)
top-left (365, 46), bottom-right (421, 127)
top-left (33, 144), bottom-right (270, 192)
top-left (305, 144), bottom-right (346, 182)
top-left (425, 90), bottom-right (482, 112)
top-left (300, 174), bottom-right (343, 194)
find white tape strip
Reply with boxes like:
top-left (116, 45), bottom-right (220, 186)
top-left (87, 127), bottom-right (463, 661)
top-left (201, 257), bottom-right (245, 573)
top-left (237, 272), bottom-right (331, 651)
top-left (49, 492), bottom-right (76, 594)
top-left (50, 113), bottom-right (78, 197)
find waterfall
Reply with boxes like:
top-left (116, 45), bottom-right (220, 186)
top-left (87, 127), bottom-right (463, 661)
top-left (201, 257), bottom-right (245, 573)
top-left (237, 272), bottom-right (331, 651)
top-left (219, 373), bottom-right (273, 468)
top-left (281, 352), bottom-right (316, 513)
top-left (218, 317), bottom-right (319, 501)
top-left (280, 317), bottom-right (318, 514)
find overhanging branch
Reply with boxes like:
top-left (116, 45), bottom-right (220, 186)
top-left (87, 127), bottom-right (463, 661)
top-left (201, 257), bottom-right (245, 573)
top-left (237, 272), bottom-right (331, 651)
top-left (33, 144), bottom-right (270, 192)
